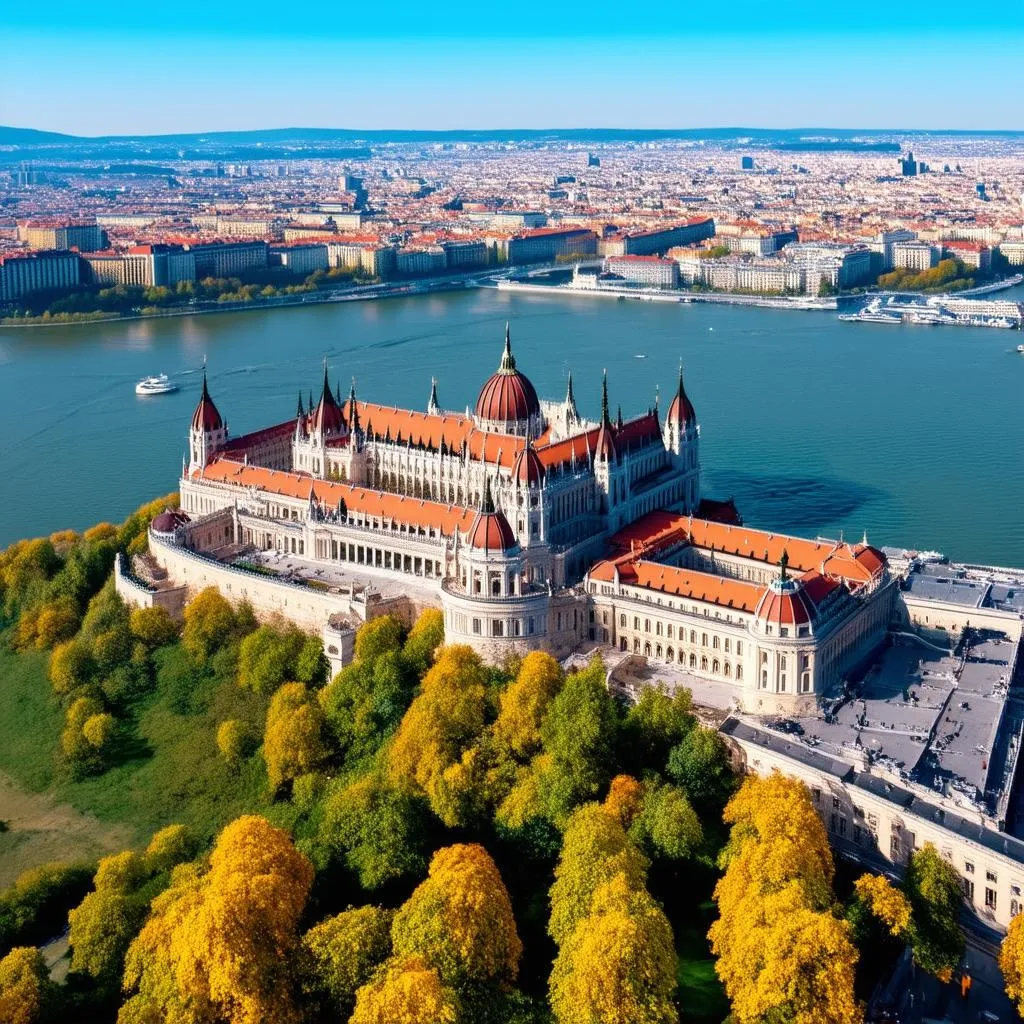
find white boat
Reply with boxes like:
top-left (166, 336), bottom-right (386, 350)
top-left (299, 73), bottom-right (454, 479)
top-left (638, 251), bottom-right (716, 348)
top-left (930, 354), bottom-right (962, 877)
top-left (1016, 344), bottom-right (1024, 354)
top-left (135, 374), bottom-right (179, 396)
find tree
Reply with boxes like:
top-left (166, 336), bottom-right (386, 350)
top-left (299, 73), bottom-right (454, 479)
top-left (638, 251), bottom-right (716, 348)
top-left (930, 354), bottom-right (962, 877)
top-left (549, 803), bottom-right (649, 948)
top-left (61, 695), bottom-right (108, 772)
top-left (354, 615), bottom-right (405, 667)
top-left (263, 682), bottom-right (329, 793)
top-left (144, 824), bottom-right (197, 875)
top-left (121, 815), bottom-right (314, 1024)
top-left (709, 773), bottom-right (860, 1024)
top-left (33, 596), bottom-right (79, 649)
top-left (666, 725), bottom-right (734, 810)
top-left (621, 684), bottom-right (693, 772)
top-left (401, 608), bottom-right (445, 677)
top-left (392, 844), bottom-right (522, 992)
top-left (216, 719), bottom-right (250, 764)
top-left (181, 588), bottom-right (236, 664)
top-left (630, 781), bottom-right (703, 861)
top-left (320, 773), bottom-right (428, 889)
top-left (0, 947), bottom-right (54, 1024)
top-left (68, 852), bottom-right (148, 991)
top-left (350, 956), bottom-right (459, 1024)
top-left (302, 906), bottom-right (394, 1017)
top-left (386, 645), bottom-right (488, 823)
top-left (550, 873), bottom-right (678, 1024)
top-left (0, 862), bottom-right (93, 953)
top-left (603, 775), bottom-right (645, 829)
top-left (535, 658), bottom-right (618, 826)
top-left (129, 606), bottom-right (178, 648)
top-left (904, 843), bottom-right (965, 978)
top-left (1000, 911), bottom-right (1024, 1016)
top-left (49, 639), bottom-right (93, 695)
top-left (853, 873), bottom-right (911, 938)
top-left (237, 623), bottom-right (304, 695)
top-left (295, 634), bottom-right (328, 687)
top-left (493, 651), bottom-right (563, 758)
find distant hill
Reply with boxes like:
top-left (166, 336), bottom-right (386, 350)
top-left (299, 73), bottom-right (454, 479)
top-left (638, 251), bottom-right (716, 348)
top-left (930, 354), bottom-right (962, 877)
top-left (0, 126), bottom-right (75, 145)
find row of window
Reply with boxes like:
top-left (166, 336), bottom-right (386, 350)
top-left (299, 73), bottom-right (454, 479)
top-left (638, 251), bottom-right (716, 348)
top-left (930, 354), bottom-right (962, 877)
top-left (619, 614), bottom-right (745, 654)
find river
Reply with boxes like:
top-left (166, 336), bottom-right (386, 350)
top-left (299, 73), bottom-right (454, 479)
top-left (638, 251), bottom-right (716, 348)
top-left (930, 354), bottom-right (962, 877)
top-left (2, 284), bottom-right (1023, 565)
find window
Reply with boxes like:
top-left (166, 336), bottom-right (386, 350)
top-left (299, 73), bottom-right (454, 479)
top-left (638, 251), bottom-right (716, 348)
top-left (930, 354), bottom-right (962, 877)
top-left (472, 618), bottom-right (481, 635)
top-left (986, 888), bottom-right (997, 910)
top-left (737, 641), bottom-right (743, 656)
top-left (620, 614), bottom-right (627, 628)
top-left (1012, 898), bottom-right (1021, 918)
top-left (832, 796), bottom-right (840, 809)
top-left (724, 638), bottom-right (731, 653)
top-left (492, 620), bottom-right (504, 637)
top-left (713, 636), bottom-right (720, 649)
top-left (962, 878), bottom-right (975, 901)
top-left (634, 616), bottom-right (640, 630)
top-left (965, 862), bottom-right (975, 875)
top-left (987, 870), bottom-right (999, 883)
top-left (811, 788), bottom-right (821, 803)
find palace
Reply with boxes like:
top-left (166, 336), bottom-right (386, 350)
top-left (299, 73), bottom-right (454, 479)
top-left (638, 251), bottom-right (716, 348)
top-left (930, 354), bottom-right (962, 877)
top-left (121, 321), bottom-right (1024, 933)
top-left (142, 323), bottom-right (895, 716)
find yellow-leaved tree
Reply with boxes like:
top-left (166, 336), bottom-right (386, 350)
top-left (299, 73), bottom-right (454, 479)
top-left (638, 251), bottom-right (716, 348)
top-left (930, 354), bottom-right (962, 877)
top-left (708, 773), bottom-right (860, 1024)
top-left (350, 956), bottom-right (459, 1024)
top-left (386, 645), bottom-right (488, 825)
top-left (119, 815), bottom-right (314, 1024)
top-left (550, 872), bottom-right (678, 1024)
top-left (493, 651), bottom-right (564, 758)
top-left (391, 843), bottom-right (522, 991)
top-left (854, 872), bottom-right (912, 937)
top-left (1000, 910), bottom-right (1024, 1015)
top-left (263, 681), bottom-right (329, 793)
top-left (0, 947), bottom-right (54, 1024)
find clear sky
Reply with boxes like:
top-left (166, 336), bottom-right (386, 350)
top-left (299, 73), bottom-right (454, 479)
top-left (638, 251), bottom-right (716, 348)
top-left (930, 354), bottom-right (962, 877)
top-left (2, 0), bottom-right (1022, 135)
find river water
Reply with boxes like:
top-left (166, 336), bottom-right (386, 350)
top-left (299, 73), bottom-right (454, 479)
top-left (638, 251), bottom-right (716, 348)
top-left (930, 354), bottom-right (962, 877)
top-left (2, 285), bottom-right (1023, 565)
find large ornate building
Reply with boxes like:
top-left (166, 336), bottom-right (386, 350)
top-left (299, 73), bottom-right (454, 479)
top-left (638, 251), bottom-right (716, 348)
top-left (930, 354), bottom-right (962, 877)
top-left (157, 323), bottom-right (895, 715)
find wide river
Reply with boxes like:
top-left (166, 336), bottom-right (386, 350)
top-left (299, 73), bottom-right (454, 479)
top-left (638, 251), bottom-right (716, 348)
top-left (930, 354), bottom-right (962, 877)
top-left (2, 285), bottom-right (1023, 565)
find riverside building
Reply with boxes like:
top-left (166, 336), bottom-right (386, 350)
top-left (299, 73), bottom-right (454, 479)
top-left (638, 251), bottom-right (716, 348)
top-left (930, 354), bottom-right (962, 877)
top-left (131, 322), bottom-right (1024, 933)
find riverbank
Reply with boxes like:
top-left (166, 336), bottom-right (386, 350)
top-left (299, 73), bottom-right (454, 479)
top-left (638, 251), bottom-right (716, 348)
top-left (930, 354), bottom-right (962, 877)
top-left (0, 272), bottom-right (493, 329)
top-left (495, 278), bottom-right (838, 310)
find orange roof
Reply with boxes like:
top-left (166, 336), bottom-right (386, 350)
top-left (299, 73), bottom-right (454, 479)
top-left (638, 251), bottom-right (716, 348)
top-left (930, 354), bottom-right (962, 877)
top-left (632, 561), bottom-right (762, 612)
top-left (195, 460), bottom-right (475, 536)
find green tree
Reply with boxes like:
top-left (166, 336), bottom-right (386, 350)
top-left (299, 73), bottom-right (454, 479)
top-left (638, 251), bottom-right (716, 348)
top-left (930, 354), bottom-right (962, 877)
top-left (401, 608), bottom-right (445, 676)
top-left (237, 623), bottom-right (304, 695)
top-left (263, 682), bottom-right (330, 793)
top-left (630, 781), bottom-right (703, 861)
top-left (320, 773), bottom-right (429, 889)
top-left (302, 905), bottom-right (394, 1018)
top-left (666, 725), bottom-right (735, 810)
top-left (181, 587), bottom-right (237, 664)
top-left (904, 843), bottom-right (965, 978)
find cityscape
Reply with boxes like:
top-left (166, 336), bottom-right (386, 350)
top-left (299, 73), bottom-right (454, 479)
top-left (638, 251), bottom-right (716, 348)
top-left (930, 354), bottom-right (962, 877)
top-left (3, 11), bottom-right (1024, 1024)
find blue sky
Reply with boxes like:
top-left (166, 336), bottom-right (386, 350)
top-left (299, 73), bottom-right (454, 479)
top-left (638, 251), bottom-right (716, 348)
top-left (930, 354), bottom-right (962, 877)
top-left (2, 0), bottom-right (1022, 134)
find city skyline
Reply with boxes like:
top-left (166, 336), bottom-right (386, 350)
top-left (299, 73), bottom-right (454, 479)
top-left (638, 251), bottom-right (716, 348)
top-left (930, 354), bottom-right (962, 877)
top-left (2, 0), bottom-right (1023, 135)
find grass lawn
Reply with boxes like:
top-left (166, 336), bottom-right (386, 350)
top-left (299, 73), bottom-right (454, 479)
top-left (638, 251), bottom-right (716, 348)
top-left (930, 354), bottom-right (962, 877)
top-left (0, 641), bottom-right (296, 873)
top-left (675, 900), bottom-right (730, 1023)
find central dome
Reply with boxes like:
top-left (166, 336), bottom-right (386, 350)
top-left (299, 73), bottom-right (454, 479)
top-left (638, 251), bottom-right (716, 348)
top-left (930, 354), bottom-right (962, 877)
top-left (474, 325), bottom-right (540, 432)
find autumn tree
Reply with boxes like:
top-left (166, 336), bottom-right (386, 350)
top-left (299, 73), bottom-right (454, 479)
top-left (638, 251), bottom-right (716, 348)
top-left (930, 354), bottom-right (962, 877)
top-left (853, 872), bottom-right (911, 938)
top-left (49, 639), bottom-right (93, 695)
top-left (128, 605), bottom-right (178, 649)
top-left (181, 587), bottom-right (236, 664)
top-left (386, 645), bottom-right (488, 825)
top-left (350, 956), bottom-right (459, 1024)
top-left (263, 682), bottom-right (329, 793)
top-left (216, 719), bottom-right (251, 764)
top-left (319, 773), bottom-right (428, 888)
top-left (302, 905), bottom-right (394, 1018)
top-left (549, 803), bottom-right (649, 948)
top-left (237, 623), bottom-right (305, 695)
top-left (603, 775), bottom-right (645, 829)
top-left (392, 843), bottom-right (522, 991)
top-left (709, 773), bottom-right (860, 1024)
top-left (120, 815), bottom-right (314, 1024)
top-left (0, 947), bottom-right (55, 1024)
top-left (1000, 911), bottom-right (1024, 1015)
top-left (904, 843), bottom-right (965, 978)
top-left (493, 651), bottom-right (563, 758)
top-left (61, 695), bottom-right (112, 774)
top-left (401, 607), bottom-right (445, 677)
top-left (550, 872), bottom-right (678, 1024)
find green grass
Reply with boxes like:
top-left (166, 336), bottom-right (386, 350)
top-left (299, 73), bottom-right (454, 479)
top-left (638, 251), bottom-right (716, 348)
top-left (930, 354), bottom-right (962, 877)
top-left (0, 640), bottom-right (296, 858)
top-left (675, 902), bottom-right (730, 1023)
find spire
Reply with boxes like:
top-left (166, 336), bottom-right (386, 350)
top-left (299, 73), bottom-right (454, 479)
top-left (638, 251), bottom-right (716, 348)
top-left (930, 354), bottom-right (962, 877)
top-left (321, 358), bottom-right (332, 404)
top-left (348, 377), bottom-right (360, 432)
top-left (498, 323), bottom-right (516, 373)
top-left (600, 369), bottom-right (610, 425)
top-left (654, 383), bottom-right (660, 414)
top-left (779, 549), bottom-right (790, 582)
top-left (481, 475), bottom-right (495, 514)
top-left (336, 378), bottom-right (342, 405)
top-left (297, 391), bottom-right (305, 418)
top-left (616, 404), bottom-right (623, 430)
top-left (308, 389), bottom-right (314, 413)
top-left (427, 376), bottom-right (440, 415)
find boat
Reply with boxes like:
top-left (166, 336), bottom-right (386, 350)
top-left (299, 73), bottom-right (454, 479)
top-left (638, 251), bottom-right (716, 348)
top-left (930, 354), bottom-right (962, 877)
top-left (135, 374), bottom-right (179, 396)
top-left (1016, 345), bottom-right (1024, 354)
top-left (634, 354), bottom-right (647, 359)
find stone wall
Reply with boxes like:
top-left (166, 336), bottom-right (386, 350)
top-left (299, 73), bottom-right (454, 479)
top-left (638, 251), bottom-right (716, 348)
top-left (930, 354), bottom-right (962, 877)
top-left (114, 553), bottom-right (187, 619)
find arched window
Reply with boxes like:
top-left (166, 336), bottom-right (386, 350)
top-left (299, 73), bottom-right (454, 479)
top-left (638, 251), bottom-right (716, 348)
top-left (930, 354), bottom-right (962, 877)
top-left (701, 633), bottom-right (708, 647)
top-left (689, 653), bottom-right (697, 668)
top-left (690, 630), bottom-right (697, 644)
top-left (620, 614), bottom-right (627, 628)
top-left (701, 656), bottom-right (708, 671)
top-left (761, 670), bottom-right (768, 688)
top-left (620, 637), bottom-right (628, 651)
top-left (666, 647), bottom-right (674, 662)
top-left (713, 659), bottom-right (720, 675)
top-left (644, 642), bottom-right (652, 657)
top-left (656, 644), bottom-right (663, 658)
top-left (656, 621), bottom-right (663, 636)
top-left (633, 638), bottom-right (640, 653)
top-left (737, 665), bottom-right (743, 680)
top-left (724, 662), bottom-right (732, 678)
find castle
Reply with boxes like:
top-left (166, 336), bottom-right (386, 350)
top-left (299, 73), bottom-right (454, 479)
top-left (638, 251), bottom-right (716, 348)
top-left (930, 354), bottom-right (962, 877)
top-left (147, 324), bottom-right (894, 717)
